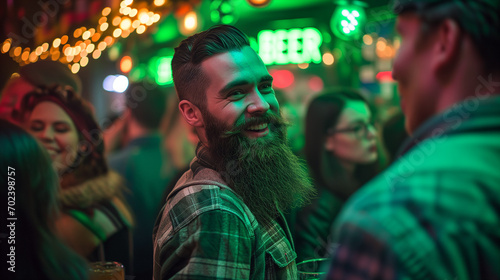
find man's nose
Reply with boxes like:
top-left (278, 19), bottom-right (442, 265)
top-left (366, 124), bottom-right (377, 139)
top-left (246, 91), bottom-right (270, 115)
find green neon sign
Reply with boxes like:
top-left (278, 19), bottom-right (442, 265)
top-left (258, 27), bottom-right (323, 65)
top-left (210, 0), bottom-right (238, 25)
top-left (156, 57), bottom-right (173, 85)
top-left (331, 4), bottom-right (366, 40)
top-left (148, 56), bottom-right (173, 86)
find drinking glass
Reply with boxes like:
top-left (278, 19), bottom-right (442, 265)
top-left (296, 258), bottom-right (329, 280)
top-left (88, 261), bottom-right (125, 280)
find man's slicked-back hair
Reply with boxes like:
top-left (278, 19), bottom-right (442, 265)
top-left (171, 25), bottom-right (251, 109)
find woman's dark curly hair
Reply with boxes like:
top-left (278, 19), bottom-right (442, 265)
top-left (18, 85), bottom-right (108, 186)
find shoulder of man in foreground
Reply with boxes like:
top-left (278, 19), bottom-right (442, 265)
top-left (326, 120), bottom-right (500, 279)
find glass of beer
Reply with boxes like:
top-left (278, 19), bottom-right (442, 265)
top-left (296, 258), bottom-right (329, 280)
top-left (88, 261), bottom-right (125, 280)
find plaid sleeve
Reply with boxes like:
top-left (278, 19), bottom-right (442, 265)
top-left (324, 223), bottom-right (401, 280)
top-left (158, 209), bottom-right (254, 280)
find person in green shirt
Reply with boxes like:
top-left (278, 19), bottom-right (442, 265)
top-left (108, 82), bottom-right (178, 279)
top-left (325, 0), bottom-right (500, 279)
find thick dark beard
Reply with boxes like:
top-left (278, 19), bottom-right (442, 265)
top-left (203, 109), bottom-right (315, 226)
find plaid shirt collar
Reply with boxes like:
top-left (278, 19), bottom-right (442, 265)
top-left (398, 95), bottom-right (500, 156)
top-left (191, 143), bottom-right (217, 174)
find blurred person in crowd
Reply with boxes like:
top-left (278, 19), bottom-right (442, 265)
top-left (0, 120), bottom-right (88, 280)
top-left (153, 25), bottom-right (315, 280)
top-left (102, 110), bottom-right (130, 156)
top-left (325, 0), bottom-right (500, 279)
top-left (272, 89), bottom-right (306, 239)
top-left (294, 89), bottom-right (380, 262)
top-left (108, 82), bottom-right (178, 279)
top-left (381, 110), bottom-right (408, 164)
top-left (160, 118), bottom-right (200, 205)
top-left (162, 88), bottom-right (199, 170)
top-left (274, 89), bottom-right (305, 155)
top-left (0, 60), bottom-right (82, 124)
top-left (18, 86), bottom-right (134, 274)
top-left (104, 84), bottom-right (197, 168)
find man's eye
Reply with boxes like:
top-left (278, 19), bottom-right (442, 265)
top-left (353, 125), bottom-right (365, 132)
top-left (228, 90), bottom-right (245, 99)
top-left (259, 83), bottom-right (273, 93)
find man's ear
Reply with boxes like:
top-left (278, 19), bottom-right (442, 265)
top-left (432, 19), bottom-right (462, 73)
top-left (179, 100), bottom-right (204, 127)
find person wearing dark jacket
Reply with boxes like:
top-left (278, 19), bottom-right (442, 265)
top-left (109, 82), bottom-right (178, 279)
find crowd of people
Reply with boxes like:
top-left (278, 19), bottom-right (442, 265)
top-left (1, 0), bottom-right (499, 279)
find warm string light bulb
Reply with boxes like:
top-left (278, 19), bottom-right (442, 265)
top-left (2, 0), bottom-right (186, 73)
top-left (2, 40), bottom-right (12, 53)
top-left (246, 0), bottom-right (271, 7)
top-left (180, 11), bottom-right (198, 35)
top-left (154, 0), bottom-right (166, 6)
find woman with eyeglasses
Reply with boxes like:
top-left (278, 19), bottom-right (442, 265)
top-left (294, 88), bottom-right (381, 262)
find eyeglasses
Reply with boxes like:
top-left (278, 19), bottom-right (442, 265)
top-left (327, 121), bottom-right (376, 139)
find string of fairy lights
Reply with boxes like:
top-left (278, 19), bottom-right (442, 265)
top-left (0, 0), bottom-right (174, 74)
top-left (1, 0), bottom-right (396, 78)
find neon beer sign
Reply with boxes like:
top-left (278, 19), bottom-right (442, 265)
top-left (258, 27), bottom-right (323, 65)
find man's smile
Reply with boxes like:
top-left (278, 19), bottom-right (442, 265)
top-left (244, 123), bottom-right (270, 138)
top-left (246, 123), bottom-right (268, 131)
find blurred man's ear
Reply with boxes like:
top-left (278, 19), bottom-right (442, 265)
top-left (432, 19), bottom-right (462, 74)
top-left (179, 100), bottom-right (204, 127)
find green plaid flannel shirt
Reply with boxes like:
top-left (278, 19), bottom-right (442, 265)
top-left (153, 145), bottom-right (297, 280)
top-left (325, 96), bottom-right (500, 279)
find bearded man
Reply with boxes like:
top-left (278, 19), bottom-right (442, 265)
top-left (152, 25), bottom-right (314, 280)
top-left (324, 0), bottom-right (500, 279)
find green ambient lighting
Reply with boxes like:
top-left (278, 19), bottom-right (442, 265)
top-left (331, 2), bottom-right (366, 40)
top-left (147, 55), bottom-right (173, 86)
top-left (152, 14), bottom-right (180, 43)
top-left (258, 27), bottom-right (323, 65)
top-left (129, 64), bottom-right (146, 81)
top-left (155, 57), bottom-right (173, 85)
top-left (145, 48), bottom-right (175, 86)
top-left (210, 0), bottom-right (238, 25)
